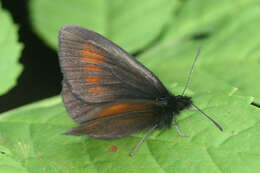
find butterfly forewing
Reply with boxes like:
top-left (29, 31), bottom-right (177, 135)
top-left (59, 25), bottom-right (168, 104)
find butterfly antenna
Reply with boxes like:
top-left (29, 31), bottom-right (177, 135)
top-left (181, 47), bottom-right (201, 96)
top-left (191, 103), bottom-right (223, 131)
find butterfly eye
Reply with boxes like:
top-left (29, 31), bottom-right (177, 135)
top-left (177, 102), bottom-right (186, 110)
top-left (176, 97), bottom-right (192, 110)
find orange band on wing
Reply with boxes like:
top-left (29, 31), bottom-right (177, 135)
top-left (89, 86), bottom-right (104, 95)
top-left (84, 65), bottom-right (102, 72)
top-left (82, 56), bottom-right (104, 63)
top-left (79, 121), bottom-right (101, 132)
top-left (85, 43), bottom-right (97, 49)
top-left (99, 103), bottom-right (154, 117)
top-left (85, 108), bottom-right (92, 114)
top-left (87, 76), bottom-right (101, 83)
top-left (82, 44), bottom-right (106, 58)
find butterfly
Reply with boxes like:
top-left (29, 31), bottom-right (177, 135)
top-left (58, 25), bottom-right (222, 156)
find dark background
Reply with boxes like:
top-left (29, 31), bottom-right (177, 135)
top-left (0, 0), bottom-right (62, 113)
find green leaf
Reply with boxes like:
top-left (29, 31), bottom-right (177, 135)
top-left (0, 3), bottom-right (23, 95)
top-left (161, 0), bottom-right (258, 42)
top-left (29, 0), bottom-right (176, 52)
top-left (140, 4), bottom-right (260, 102)
top-left (0, 146), bottom-right (28, 173)
top-left (0, 94), bottom-right (258, 172)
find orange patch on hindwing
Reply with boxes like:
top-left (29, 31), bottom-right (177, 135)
top-left (83, 121), bottom-right (101, 132)
top-left (89, 86), bottom-right (104, 95)
top-left (99, 103), bottom-right (153, 117)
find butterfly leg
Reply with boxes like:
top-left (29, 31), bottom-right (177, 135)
top-left (130, 124), bottom-right (157, 157)
top-left (173, 117), bottom-right (189, 137)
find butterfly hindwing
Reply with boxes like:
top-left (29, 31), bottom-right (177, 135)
top-left (64, 100), bottom-right (163, 139)
top-left (61, 81), bottom-right (99, 123)
top-left (59, 25), bottom-right (168, 104)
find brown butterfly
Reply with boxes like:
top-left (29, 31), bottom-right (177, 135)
top-left (58, 25), bottom-right (222, 156)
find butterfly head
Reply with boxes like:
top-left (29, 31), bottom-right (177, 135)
top-left (156, 95), bottom-right (192, 128)
top-left (173, 95), bottom-right (192, 111)
top-left (158, 95), bottom-right (192, 112)
top-left (167, 95), bottom-right (192, 113)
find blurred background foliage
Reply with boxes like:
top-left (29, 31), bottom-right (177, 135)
top-left (0, 0), bottom-right (259, 112)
